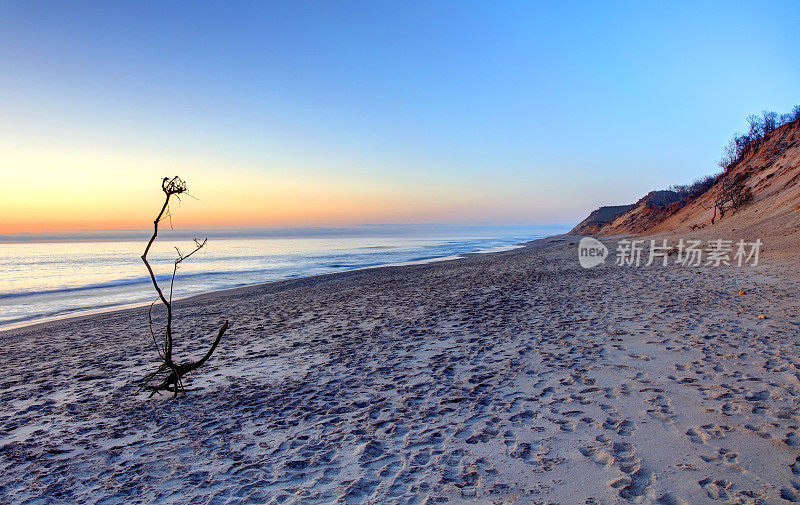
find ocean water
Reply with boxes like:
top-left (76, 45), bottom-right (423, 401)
top-left (0, 225), bottom-right (566, 330)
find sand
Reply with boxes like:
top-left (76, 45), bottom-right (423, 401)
top-left (1, 235), bottom-right (800, 504)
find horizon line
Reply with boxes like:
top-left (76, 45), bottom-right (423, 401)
top-left (0, 222), bottom-right (573, 243)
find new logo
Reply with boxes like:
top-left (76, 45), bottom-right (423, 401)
top-left (578, 237), bottom-right (608, 269)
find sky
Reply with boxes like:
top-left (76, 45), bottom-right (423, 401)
top-left (1, 1), bottom-right (798, 234)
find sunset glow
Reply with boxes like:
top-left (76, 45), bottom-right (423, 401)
top-left (1, 2), bottom-right (798, 234)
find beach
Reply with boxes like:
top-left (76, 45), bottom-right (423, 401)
top-left (2, 235), bottom-right (800, 505)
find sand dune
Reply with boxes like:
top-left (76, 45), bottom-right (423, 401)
top-left (572, 118), bottom-right (800, 251)
top-left (1, 236), bottom-right (800, 504)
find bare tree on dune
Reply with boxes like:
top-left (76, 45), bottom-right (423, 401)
top-left (718, 106), bottom-right (800, 171)
top-left (711, 172), bottom-right (752, 225)
top-left (139, 176), bottom-right (228, 397)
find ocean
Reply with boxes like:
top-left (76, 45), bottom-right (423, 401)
top-left (0, 224), bottom-right (566, 330)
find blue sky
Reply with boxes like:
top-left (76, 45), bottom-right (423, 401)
top-left (1, 1), bottom-right (798, 231)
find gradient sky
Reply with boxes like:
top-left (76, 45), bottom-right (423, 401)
top-left (1, 1), bottom-right (798, 233)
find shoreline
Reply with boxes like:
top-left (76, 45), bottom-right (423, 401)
top-left (0, 237), bottom-right (542, 336)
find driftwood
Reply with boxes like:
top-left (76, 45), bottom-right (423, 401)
top-left (139, 176), bottom-right (228, 397)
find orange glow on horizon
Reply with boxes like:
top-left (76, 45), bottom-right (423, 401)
top-left (0, 140), bottom-right (574, 235)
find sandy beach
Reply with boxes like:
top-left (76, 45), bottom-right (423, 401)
top-left (2, 235), bottom-right (799, 504)
top-left (4, 4), bottom-right (799, 504)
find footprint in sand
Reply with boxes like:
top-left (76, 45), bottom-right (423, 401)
top-left (508, 409), bottom-right (536, 424)
top-left (780, 481), bottom-right (800, 502)
top-left (658, 492), bottom-right (689, 505)
top-left (721, 402), bottom-right (741, 416)
top-left (686, 424), bottom-right (732, 444)
top-left (579, 444), bottom-right (615, 467)
top-left (611, 441), bottom-right (641, 475)
top-left (604, 416), bottom-right (636, 436)
top-left (698, 477), bottom-right (733, 501)
top-left (646, 393), bottom-right (675, 423)
top-left (509, 442), bottom-right (541, 466)
top-left (743, 423), bottom-right (773, 439)
top-left (616, 468), bottom-right (656, 501)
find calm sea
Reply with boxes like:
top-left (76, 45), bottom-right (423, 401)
top-left (0, 224), bottom-right (566, 330)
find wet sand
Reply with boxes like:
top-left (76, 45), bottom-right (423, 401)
top-left (2, 235), bottom-right (799, 504)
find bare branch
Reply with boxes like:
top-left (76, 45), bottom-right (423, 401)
top-left (139, 176), bottom-right (228, 398)
top-left (147, 300), bottom-right (164, 359)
